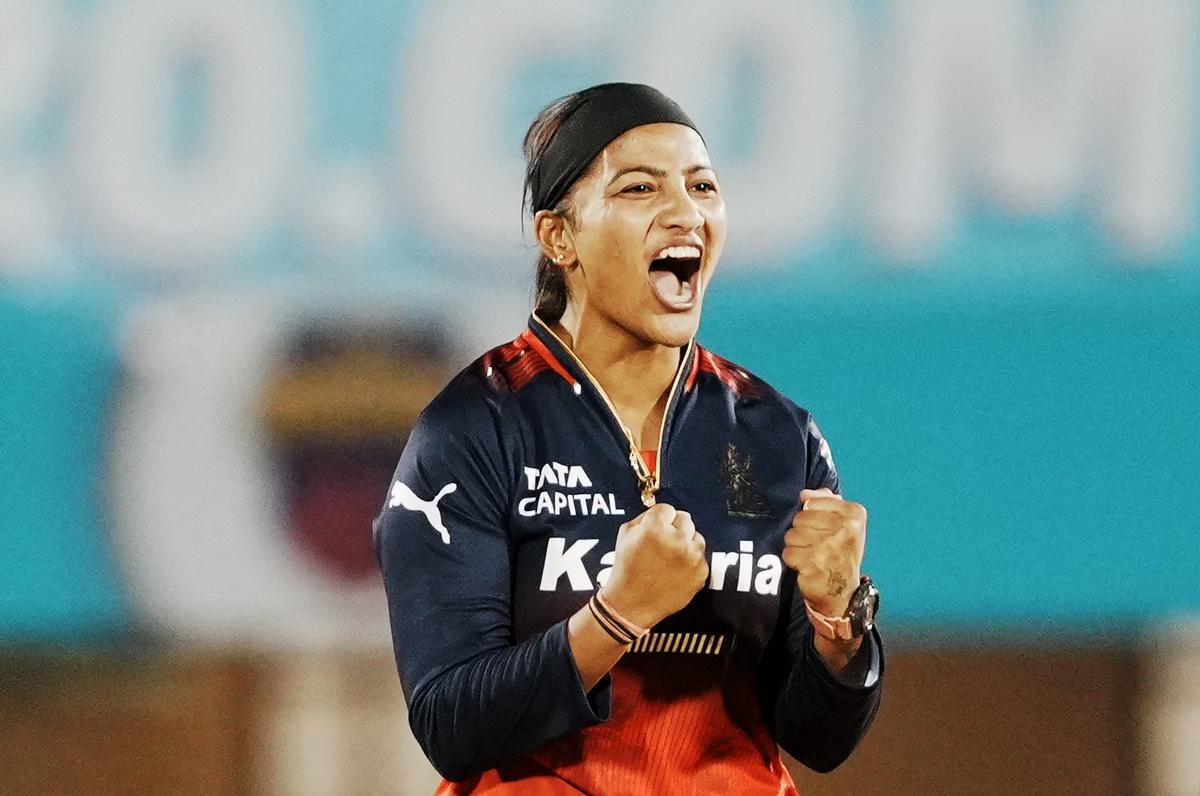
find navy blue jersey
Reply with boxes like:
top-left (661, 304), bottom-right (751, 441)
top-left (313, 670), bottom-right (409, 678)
top-left (374, 314), bottom-right (883, 794)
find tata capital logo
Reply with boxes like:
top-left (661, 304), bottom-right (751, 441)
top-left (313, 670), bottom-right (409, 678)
top-left (519, 462), bottom-right (626, 517)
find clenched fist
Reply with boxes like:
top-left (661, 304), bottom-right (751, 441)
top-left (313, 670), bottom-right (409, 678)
top-left (602, 503), bottom-right (709, 629)
top-left (782, 488), bottom-right (868, 616)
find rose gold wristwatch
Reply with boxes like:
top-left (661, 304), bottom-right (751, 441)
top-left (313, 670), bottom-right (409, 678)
top-left (805, 575), bottom-right (880, 641)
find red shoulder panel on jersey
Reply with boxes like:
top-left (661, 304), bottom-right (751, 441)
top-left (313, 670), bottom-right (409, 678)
top-left (689, 346), bottom-right (759, 398)
top-left (482, 330), bottom-right (577, 393)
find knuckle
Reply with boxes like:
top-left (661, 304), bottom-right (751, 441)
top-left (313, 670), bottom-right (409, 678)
top-left (652, 502), bottom-right (677, 519)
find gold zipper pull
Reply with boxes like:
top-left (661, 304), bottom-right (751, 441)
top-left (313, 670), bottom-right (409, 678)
top-left (639, 479), bottom-right (658, 507)
top-left (628, 449), bottom-right (658, 506)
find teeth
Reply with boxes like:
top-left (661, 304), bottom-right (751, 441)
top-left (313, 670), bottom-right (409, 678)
top-left (653, 245), bottom-right (701, 260)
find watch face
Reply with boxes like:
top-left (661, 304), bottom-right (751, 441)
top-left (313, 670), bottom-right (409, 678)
top-left (849, 578), bottom-right (880, 636)
top-left (861, 593), bottom-right (877, 632)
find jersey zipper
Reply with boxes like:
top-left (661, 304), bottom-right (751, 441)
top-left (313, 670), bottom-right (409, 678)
top-left (533, 317), bottom-right (693, 507)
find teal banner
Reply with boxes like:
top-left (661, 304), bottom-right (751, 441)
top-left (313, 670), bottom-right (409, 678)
top-left (2, 0), bottom-right (1197, 639)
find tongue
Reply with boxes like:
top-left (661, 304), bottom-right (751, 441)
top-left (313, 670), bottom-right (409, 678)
top-left (650, 269), bottom-right (694, 307)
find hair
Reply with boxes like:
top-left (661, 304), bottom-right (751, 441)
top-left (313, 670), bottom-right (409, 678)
top-left (522, 92), bottom-right (590, 324)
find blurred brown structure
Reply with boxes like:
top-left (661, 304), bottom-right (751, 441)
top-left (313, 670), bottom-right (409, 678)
top-left (1, 651), bottom-right (258, 796)
top-left (1, 643), bottom-right (1142, 795)
top-left (789, 642), bottom-right (1140, 795)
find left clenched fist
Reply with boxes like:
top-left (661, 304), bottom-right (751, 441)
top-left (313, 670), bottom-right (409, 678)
top-left (782, 488), bottom-right (868, 616)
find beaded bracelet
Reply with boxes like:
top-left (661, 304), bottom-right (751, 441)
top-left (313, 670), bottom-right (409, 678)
top-left (588, 590), bottom-right (651, 646)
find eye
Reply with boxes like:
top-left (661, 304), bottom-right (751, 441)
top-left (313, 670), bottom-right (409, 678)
top-left (691, 181), bottom-right (717, 194)
top-left (621, 183), bottom-right (653, 194)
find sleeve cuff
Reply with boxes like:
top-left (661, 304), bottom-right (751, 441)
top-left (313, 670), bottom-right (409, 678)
top-left (810, 626), bottom-right (883, 690)
top-left (552, 619), bottom-right (613, 722)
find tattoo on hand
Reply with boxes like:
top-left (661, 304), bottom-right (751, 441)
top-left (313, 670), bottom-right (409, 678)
top-left (826, 570), bottom-right (848, 598)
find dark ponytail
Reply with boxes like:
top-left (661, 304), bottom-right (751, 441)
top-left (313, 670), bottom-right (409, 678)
top-left (532, 252), bottom-right (569, 324)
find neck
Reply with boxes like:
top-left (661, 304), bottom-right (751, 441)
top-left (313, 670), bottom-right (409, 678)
top-left (546, 305), bottom-right (685, 447)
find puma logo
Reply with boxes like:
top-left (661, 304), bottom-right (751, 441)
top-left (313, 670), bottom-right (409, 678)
top-left (388, 482), bottom-right (457, 544)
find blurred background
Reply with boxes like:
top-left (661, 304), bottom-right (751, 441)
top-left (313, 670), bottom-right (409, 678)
top-left (2, 0), bottom-right (1198, 793)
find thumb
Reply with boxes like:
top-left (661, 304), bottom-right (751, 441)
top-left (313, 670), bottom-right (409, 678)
top-left (799, 487), bottom-right (840, 509)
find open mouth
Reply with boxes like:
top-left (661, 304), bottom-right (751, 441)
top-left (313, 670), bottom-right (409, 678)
top-left (648, 245), bottom-right (703, 310)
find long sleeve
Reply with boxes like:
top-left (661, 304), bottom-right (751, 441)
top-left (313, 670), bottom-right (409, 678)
top-left (760, 410), bottom-right (884, 772)
top-left (373, 384), bottom-right (610, 781)
top-left (769, 594), bottom-right (884, 772)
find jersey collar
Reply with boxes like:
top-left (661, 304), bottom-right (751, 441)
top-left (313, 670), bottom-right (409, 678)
top-left (525, 312), bottom-right (700, 397)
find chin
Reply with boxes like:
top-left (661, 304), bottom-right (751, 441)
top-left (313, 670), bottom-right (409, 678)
top-left (646, 309), bottom-right (701, 347)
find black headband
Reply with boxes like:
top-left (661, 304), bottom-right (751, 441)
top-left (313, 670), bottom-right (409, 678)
top-left (528, 83), bottom-right (702, 213)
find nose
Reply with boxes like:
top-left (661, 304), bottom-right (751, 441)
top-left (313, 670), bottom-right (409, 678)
top-left (658, 182), bottom-right (703, 231)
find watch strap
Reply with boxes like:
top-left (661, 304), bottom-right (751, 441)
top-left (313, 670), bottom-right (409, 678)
top-left (805, 575), bottom-right (875, 641)
top-left (805, 599), bottom-right (856, 641)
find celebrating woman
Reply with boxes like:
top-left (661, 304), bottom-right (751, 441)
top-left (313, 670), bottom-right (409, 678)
top-left (375, 82), bottom-right (883, 795)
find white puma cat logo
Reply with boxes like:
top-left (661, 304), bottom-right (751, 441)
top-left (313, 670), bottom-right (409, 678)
top-left (388, 481), bottom-right (457, 544)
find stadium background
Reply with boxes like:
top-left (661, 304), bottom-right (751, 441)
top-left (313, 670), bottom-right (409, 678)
top-left (2, 0), bottom-right (1198, 793)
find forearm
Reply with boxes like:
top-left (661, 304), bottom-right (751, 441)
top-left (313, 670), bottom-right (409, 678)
top-left (407, 619), bottom-right (611, 780)
top-left (774, 626), bottom-right (884, 773)
top-left (567, 602), bottom-right (630, 691)
top-left (812, 633), bottom-right (863, 675)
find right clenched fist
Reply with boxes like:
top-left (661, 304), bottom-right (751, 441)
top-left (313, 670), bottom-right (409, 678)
top-left (601, 503), bottom-right (709, 629)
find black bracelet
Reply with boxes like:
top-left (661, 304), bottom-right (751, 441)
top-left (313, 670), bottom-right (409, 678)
top-left (588, 594), bottom-right (634, 645)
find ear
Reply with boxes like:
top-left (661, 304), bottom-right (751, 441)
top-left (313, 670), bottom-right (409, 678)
top-left (534, 209), bottom-right (576, 266)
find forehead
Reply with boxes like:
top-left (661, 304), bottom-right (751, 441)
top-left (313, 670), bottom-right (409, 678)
top-left (598, 123), bottom-right (711, 172)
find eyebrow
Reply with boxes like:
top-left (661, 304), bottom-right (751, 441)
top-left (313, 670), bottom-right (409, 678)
top-left (607, 164), bottom-right (715, 186)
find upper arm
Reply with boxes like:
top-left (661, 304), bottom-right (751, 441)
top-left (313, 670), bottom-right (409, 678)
top-left (373, 390), bottom-right (515, 701)
top-left (803, 412), bottom-right (840, 495)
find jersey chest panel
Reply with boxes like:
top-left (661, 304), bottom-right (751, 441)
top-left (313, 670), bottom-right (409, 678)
top-left (507, 379), bottom-right (811, 658)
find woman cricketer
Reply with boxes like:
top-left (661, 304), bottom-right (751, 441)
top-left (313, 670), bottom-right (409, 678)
top-left (375, 82), bottom-right (883, 795)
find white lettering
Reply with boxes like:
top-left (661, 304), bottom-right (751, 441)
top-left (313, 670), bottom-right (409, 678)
top-left (0, 0), bottom-right (61, 274)
top-left (591, 493), bottom-right (610, 515)
top-left (399, 0), bottom-right (604, 255)
top-left (873, 0), bottom-right (1195, 261)
top-left (73, 0), bottom-right (306, 270)
top-left (523, 466), bottom-right (539, 490)
top-left (540, 537), bottom-right (783, 595)
top-left (709, 551), bottom-right (739, 591)
top-left (737, 540), bottom-right (754, 592)
top-left (539, 537), bottom-right (598, 591)
top-left (518, 485), bottom-right (628, 523)
top-left (755, 554), bottom-right (783, 596)
top-left (608, 494), bottom-right (626, 516)
top-left (567, 465), bottom-right (592, 488)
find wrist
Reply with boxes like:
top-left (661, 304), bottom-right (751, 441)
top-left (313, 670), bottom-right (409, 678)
top-left (600, 586), bottom-right (660, 630)
top-left (811, 632), bottom-right (864, 674)
top-left (797, 572), bottom-right (854, 617)
top-left (804, 575), bottom-right (880, 643)
top-left (803, 595), bottom-right (851, 617)
top-left (590, 590), bottom-right (652, 646)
